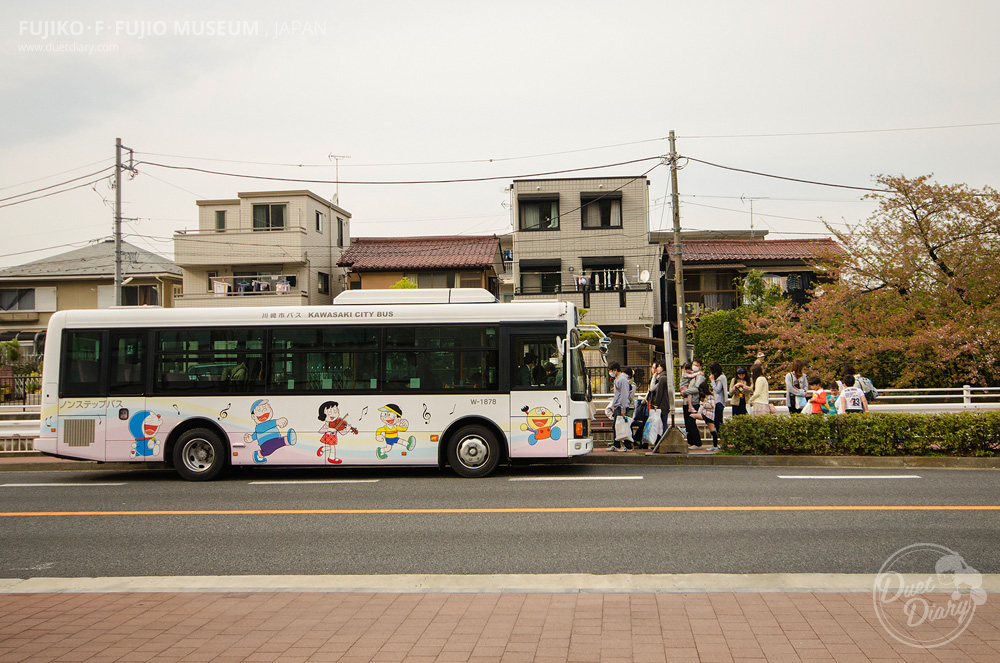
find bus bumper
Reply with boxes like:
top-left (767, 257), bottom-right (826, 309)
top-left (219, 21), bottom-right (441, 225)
top-left (568, 437), bottom-right (594, 456)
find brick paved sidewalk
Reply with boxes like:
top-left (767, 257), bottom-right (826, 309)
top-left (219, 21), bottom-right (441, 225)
top-left (2, 591), bottom-right (998, 663)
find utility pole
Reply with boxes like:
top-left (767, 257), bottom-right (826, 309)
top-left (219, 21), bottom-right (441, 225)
top-left (669, 130), bottom-right (688, 365)
top-left (114, 137), bottom-right (123, 306)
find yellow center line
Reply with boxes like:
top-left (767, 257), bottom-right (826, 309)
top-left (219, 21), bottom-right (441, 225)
top-left (1, 505), bottom-right (999, 517)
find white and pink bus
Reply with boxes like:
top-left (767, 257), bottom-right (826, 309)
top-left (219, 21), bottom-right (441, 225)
top-left (34, 289), bottom-right (604, 480)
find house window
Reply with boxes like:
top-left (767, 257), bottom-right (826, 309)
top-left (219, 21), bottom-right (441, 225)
top-left (318, 272), bottom-right (330, 295)
top-left (518, 197), bottom-right (559, 231)
top-left (121, 285), bottom-right (159, 306)
top-left (581, 193), bottom-right (622, 229)
top-left (0, 288), bottom-right (34, 311)
top-left (519, 262), bottom-right (561, 294)
top-left (207, 271), bottom-right (218, 290)
top-left (418, 273), bottom-right (455, 289)
top-left (315, 211), bottom-right (323, 233)
top-left (459, 272), bottom-right (480, 289)
top-left (581, 257), bottom-right (625, 291)
top-left (215, 210), bottom-right (226, 232)
top-left (337, 217), bottom-right (344, 247)
top-left (252, 204), bottom-right (286, 230)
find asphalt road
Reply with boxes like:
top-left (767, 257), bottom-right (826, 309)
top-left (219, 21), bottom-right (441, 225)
top-left (1, 464), bottom-right (997, 578)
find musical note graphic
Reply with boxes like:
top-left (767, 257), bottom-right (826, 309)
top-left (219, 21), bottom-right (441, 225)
top-left (553, 397), bottom-right (560, 406)
top-left (218, 403), bottom-right (231, 421)
top-left (173, 404), bottom-right (181, 415)
top-left (422, 403), bottom-right (431, 422)
top-left (448, 404), bottom-right (457, 415)
top-left (361, 406), bottom-right (369, 417)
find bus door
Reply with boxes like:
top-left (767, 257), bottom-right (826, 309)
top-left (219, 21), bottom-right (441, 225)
top-left (103, 330), bottom-right (151, 462)
top-left (507, 326), bottom-right (568, 458)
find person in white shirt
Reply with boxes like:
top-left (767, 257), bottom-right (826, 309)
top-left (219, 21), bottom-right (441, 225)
top-left (836, 374), bottom-right (869, 413)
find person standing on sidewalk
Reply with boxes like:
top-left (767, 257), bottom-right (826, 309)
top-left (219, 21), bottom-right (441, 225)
top-left (785, 359), bottom-right (809, 414)
top-left (729, 366), bottom-right (752, 417)
top-left (607, 361), bottom-right (633, 452)
top-left (648, 359), bottom-right (671, 439)
top-left (683, 359), bottom-right (706, 449)
top-left (749, 363), bottom-right (771, 416)
top-left (708, 361), bottom-right (727, 450)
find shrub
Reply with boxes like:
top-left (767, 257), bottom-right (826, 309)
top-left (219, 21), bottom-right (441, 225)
top-left (720, 412), bottom-right (1000, 456)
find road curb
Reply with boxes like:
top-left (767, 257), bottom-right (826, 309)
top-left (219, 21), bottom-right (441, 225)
top-left (2, 452), bottom-right (999, 472)
top-left (575, 452), bottom-right (1000, 469)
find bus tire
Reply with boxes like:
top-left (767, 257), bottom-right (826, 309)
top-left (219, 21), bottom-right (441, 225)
top-left (447, 425), bottom-right (500, 478)
top-left (173, 428), bottom-right (227, 481)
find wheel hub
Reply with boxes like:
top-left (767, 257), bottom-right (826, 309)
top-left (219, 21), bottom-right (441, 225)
top-left (457, 436), bottom-right (488, 468)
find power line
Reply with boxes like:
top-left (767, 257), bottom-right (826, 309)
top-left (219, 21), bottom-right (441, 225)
top-left (134, 156), bottom-right (664, 186)
top-left (0, 175), bottom-right (114, 210)
top-left (681, 121), bottom-right (1000, 139)
top-left (0, 166), bottom-right (116, 205)
top-left (0, 158), bottom-right (114, 193)
top-left (134, 138), bottom-right (670, 169)
top-left (684, 156), bottom-right (888, 193)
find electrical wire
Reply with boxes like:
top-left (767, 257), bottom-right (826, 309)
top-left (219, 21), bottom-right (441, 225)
top-left (134, 156), bottom-right (664, 186)
top-left (683, 156), bottom-right (888, 193)
top-left (0, 158), bottom-right (114, 193)
top-left (0, 166), bottom-right (117, 204)
top-left (134, 137), bottom-right (670, 169)
top-left (681, 121), bottom-right (1000, 139)
top-left (0, 176), bottom-right (114, 210)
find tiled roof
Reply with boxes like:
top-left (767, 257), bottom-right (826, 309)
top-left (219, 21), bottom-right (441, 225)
top-left (0, 240), bottom-right (181, 279)
top-left (338, 236), bottom-right (501, 271)
top-left (664, 238), bottom-right (843, 262)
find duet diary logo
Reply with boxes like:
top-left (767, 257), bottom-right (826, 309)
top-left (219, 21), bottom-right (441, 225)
top-left (873, 543), bottom-right (987, 648)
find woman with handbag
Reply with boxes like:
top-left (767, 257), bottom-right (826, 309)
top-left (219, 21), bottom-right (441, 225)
top-left (729, 366), bottom-right (751, 416)
top-left (749, 363), bottom-right (772, 416)
top-left (785, 359), bottom-right (808, 414)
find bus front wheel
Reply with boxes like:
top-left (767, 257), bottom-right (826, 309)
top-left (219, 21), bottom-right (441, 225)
top-left (447, 425), bottom-right (500, 478)
top-left (173, 428), bottom-right (227, 481)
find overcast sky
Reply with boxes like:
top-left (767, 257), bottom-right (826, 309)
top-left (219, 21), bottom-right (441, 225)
top-left (2, 0), bottom-right (999, 269)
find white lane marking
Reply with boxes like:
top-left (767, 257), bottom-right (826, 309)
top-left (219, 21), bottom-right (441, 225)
top-left (509, 476), bottom-right (644, 482)
top-left (777, 475), bottom-right (921, 480)
top-left (1, 483), bottom-right (127, 487)
top-left (248, 479), bottom-right (380, 485)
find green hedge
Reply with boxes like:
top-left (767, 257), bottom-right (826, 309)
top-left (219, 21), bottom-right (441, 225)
top-left (720, 412), bottom-right (1000, 456)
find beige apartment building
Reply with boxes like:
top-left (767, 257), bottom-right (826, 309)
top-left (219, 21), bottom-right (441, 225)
top-left (173, 190), bottom-right (351, 307)
top-left (510, 176), bottom-right (660, 365)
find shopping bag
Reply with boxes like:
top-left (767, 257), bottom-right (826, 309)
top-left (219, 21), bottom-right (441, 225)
top-left (642, 415), bottom-right (662, 445)
top-left (614, 416), bottom-right (634, 442)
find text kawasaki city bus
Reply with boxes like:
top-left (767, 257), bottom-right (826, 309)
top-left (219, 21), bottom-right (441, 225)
top-left (34, 289), bottom-right (606, 480)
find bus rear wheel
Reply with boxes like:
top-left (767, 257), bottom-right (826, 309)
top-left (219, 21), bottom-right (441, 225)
top-left (447, 425), bottom-right (501, 478)
top-left (173, 428), bottom-right (227, 481)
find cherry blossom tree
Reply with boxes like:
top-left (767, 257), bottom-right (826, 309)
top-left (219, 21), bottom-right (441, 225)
top-left (746, 174), bottom-right (1000, 387)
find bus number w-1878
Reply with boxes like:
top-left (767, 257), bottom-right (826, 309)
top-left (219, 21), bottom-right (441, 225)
top-left (470, 398), bottom-right (497, 406)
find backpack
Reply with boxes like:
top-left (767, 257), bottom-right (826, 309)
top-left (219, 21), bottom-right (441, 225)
top-left (856, 375), bottom-right (878, 402)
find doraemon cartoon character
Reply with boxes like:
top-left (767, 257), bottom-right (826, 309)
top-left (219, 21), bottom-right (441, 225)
top-left (375, 403), bottom-right (416, 459)
top-left (520, 406), bottom-right (561, 445)
top-left (129, 410), bottom-right (162, 458)
top-left (244, 399), bottom-right (296, 463)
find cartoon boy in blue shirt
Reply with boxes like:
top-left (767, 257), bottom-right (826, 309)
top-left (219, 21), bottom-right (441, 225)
top-left (244, 399), bottom-right (296, 463)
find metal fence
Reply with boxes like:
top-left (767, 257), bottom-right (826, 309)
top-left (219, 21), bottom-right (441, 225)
top-left (0, 375), bottom-right (42, 406)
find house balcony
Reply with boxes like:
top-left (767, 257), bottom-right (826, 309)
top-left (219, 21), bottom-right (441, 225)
top-left (174, 274), bottom-right (309, 308)
top-left (173, 226), bottom-right (309, 267)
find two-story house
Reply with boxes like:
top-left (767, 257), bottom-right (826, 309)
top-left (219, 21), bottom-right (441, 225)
top-left (337, 235), bottom-right (503, 296)
top-left (0, 239), bottom-right (181, 352)
top-left (172, 190), bottom-right (351, 307)
top-left (510, 177), bottom-right (659, 365)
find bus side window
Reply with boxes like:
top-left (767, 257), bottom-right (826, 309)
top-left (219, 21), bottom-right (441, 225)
top-left (60, 330), bottom-right (105, 398)
top-left (109, 331), bottom-right (146, 395)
